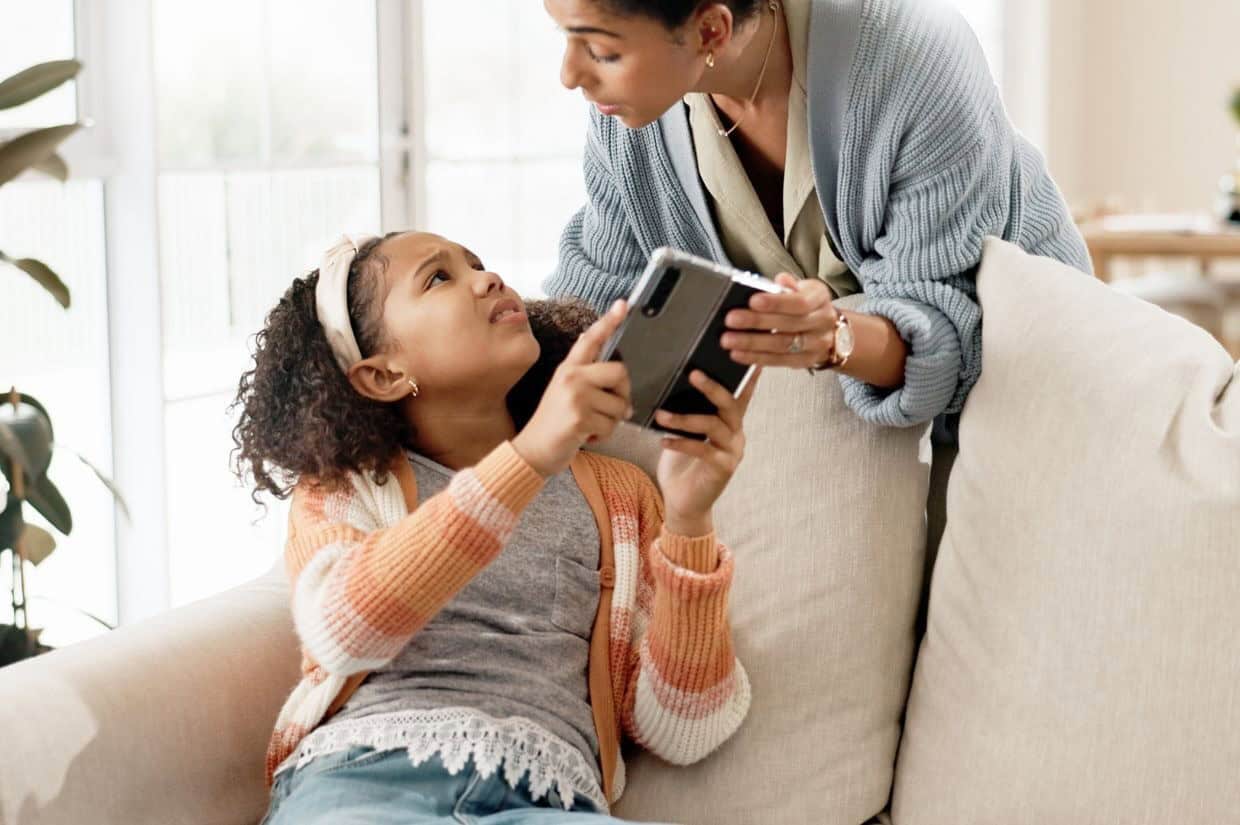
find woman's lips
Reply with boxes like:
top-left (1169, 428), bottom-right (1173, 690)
top-left (595, 102), bottom-right (622, 116)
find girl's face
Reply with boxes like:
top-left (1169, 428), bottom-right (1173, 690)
top-left (356, 232), bottom-right (540, 402)
top-left (545, 0), bottom-right (709, 129)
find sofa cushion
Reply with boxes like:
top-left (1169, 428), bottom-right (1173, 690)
top-left (890, 238), bottom-right (1240, 824)
top-left (594, 294), bottom-right (933, 825)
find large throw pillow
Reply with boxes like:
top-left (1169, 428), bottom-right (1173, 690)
top-left (593, 295), bottom-right (934, 824)
top-left (890, 238), bottom-right (1240, 824)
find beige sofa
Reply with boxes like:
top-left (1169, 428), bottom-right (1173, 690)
top-left (3, 239), bottom-right (1238, 825)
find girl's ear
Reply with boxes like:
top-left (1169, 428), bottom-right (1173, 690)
top-left (348, 356), bottom-right (413, 403)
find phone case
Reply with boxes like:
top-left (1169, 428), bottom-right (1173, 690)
top-left (599, 248), bottom-right (781, 440)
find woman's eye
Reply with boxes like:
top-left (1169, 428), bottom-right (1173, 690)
top-left (428, 270), bottom-right (450, 288)
top-left (587, 48), bottom-right (620, 64)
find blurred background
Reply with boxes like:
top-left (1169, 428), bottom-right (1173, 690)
top-left (1, 0), bottom-right (1237, 649)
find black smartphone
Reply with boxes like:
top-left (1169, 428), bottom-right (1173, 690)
top-left (598, 247), bottom-right (782, 440)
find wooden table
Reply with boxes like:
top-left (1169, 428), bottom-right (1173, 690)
top-left (1080, 215), bottom-right (1240, 282)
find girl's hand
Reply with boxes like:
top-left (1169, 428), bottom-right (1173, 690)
top-left (513, 300), bottom-right (632, 477)
top-left (721, 273), bottom-right (840, 369)
top-left (654, 368), bottom-right (761, 537)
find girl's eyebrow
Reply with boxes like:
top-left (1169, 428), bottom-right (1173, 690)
top-left (413, 248), bottom-right (448, 278)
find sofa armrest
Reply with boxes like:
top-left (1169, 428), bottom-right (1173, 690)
top-left (0, 562), bottom-right (300, 825)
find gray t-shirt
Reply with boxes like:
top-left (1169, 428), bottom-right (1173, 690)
top-left (327, 451), bottom-right (603, 780)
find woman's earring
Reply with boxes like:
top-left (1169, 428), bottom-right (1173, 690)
top-left (407, 378), bottom-right (419, 398)
top-left (705, 51), bottom-right (715, 68)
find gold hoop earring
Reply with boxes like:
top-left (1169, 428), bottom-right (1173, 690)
top-left (407, 378), bottom-right (419, 398)
top-left (705, 51), bottom-right (715, 68)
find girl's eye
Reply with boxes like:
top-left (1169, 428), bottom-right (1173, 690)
top-left (587, 47), bottom-right (620, 64)
top-left (428, 270), bottom-right (450, 288)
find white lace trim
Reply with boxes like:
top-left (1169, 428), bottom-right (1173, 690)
top-left (278, 707), bottom-right (607, 812)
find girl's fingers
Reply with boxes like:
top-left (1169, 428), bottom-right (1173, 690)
top-left (660, 436), bottom-right (736, 472)
top-left (684, 370), bottom-right (742, 431)
top-left (655, 409), bottom-right (734, 447)
top-left (565, 299), bottom-right (628, 366)
top-left (588, 386), bottom-right (633, 422)
top-left (582, 410), bottom-right (620, 443)
top-left (581, 361), bottom-right (632, 399)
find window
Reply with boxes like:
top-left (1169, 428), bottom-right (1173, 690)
top-left (418, 1), bottom-right (589, 296)
top-left (0, 1), bottom-right (116, 646)
top-left (152, 0), bottom-right (388, 607)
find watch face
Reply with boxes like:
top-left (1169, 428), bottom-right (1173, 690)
top-left (836, 317), bottom-right (856, 357)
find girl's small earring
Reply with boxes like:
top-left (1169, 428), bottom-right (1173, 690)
top-left (407, 378), bottom-right (419, 398)
top-left (705, 51), bottom-right (715, 68)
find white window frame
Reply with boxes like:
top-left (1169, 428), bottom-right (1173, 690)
top-left (71, 0), bottom-right (413, 624)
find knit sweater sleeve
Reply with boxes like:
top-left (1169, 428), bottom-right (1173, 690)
top-left (835, 1), bottom-right (1090, 427)
top-left (542, 110), bottom-right (649, 313)
top-left (618, 471), bottom-right (750, 765)
top-left (284, 441), bottom-right (545, 676)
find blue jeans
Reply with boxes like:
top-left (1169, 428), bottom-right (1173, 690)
top-left (260, 747), bottom-right (675, 824)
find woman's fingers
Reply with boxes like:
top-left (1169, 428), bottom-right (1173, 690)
top-left (746, 275), bottom-right (830, 317)
top-left (724, 305), bottom-right (836, 334)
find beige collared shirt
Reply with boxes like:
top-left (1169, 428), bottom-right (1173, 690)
top-left (685, 0), bottom-right (860, 298)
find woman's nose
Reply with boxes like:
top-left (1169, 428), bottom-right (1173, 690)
top-left (560, 48), bottom-right (584, 91)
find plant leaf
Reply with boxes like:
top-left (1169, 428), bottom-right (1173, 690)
top-left (18, 524), bottom-right (55, 566)
top-left (63, 448), bottom-right (131, 522)
top-left (0, 123), bottom-right (81, 186)
top-left (0, 421), bottom-right (37, 480)
top-left (0, 60), bottom-right (81, 111)
top-left (1231, 88), bottom-right (1240, 127)
top-left (32, 152), bottom-right (68, 181)
top-left (0, 252), bottom-right (70, 308)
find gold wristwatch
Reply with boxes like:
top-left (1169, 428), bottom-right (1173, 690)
top-left (811, 312), bottom-right (855, 371)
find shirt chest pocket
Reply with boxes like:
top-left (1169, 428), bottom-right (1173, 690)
top-left (551, 556), bottom-right (600, 640)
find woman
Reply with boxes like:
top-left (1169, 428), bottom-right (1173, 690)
top-left (543, 0), bottom-right (1091, 429)
top-left (234, 231), bottom-right (754, 822)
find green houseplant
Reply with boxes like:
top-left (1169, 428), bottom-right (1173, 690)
top-left (1, 60), bottom-right (123, 666)
top-left (0, 59), bottom-right (84, 307)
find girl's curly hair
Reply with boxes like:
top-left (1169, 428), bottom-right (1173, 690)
top-left (231, 237), bottom-right (599, 502)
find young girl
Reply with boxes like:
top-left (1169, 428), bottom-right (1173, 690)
top-left (232, 230), bottom-right (756, 823)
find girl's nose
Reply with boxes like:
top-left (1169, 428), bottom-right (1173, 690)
top-left (474, 269), bottom-right (505, 296)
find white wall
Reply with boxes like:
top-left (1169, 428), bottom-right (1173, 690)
top-left (1044, 0), bottom-right (1240, 213)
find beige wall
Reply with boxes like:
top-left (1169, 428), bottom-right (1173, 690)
top-left (1043, 0), bottom-right (1240, 214)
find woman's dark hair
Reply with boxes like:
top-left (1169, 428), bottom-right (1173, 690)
top-left (599, 0), bottom-right (763, 29)
top-left (230, 238), bottom-right (599, 501)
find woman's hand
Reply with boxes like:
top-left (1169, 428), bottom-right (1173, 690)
top-left (513, 300), bottom-right (632, 478)
top-left (721, 273), bottom-right (840, 369)
top-left (654, 369), bottom-right (761, 537)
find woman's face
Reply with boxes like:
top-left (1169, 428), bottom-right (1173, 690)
top-left (362, 232), bottom-right (540, 401)
top-left (544, 0), bottom-right (707, 129)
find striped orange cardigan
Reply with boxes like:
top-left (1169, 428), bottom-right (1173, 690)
top-left (264, 440), bottom-right (750, 804)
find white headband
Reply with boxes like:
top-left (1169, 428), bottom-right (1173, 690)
top-left (315, 233), bottom-right (378, 373)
